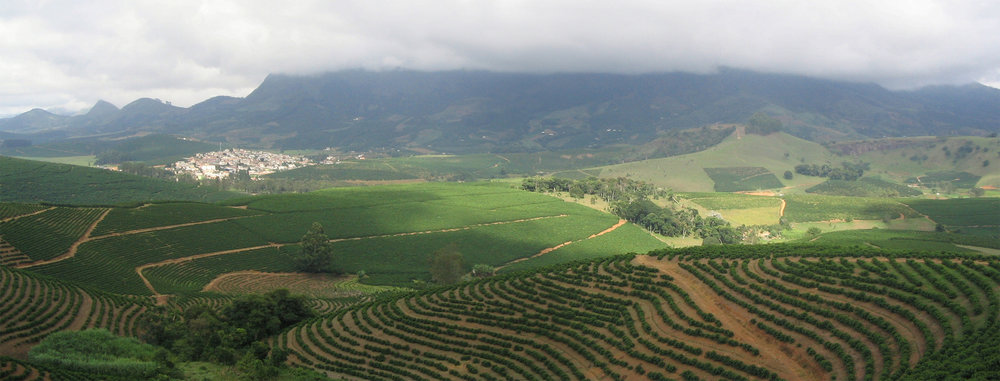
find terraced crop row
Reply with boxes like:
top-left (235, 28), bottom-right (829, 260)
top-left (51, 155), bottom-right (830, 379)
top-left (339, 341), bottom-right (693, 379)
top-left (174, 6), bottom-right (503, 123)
top-left (31, 220), bottom-right (270, 295)
top-left (0, 207), bottom-right (106, 262)
top-left (0, 266), bottom-right (151, 356)
top-left (91, 202), bottom-right (261, 236)
top-left (278, 248), bottom-right (999, 381)
top-left (0, 204), bottom-right (49, 221)
top-left (0, 238), bottom-right (30, 267)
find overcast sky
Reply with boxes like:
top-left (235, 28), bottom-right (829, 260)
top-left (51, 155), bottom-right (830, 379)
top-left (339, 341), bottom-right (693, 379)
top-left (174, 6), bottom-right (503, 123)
top-left (2, 0), bottom-right (999, 116)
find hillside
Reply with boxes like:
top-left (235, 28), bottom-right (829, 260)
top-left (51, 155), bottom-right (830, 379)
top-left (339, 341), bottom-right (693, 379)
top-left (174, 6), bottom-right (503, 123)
top-left (0, 156), bottom-right (239, 204)
top-left (276, 246), bottom-right (1000, 381)
top-left (594, 132), bottom-right (836, 192)
top-left (2, 70), bottom-right (999, 152)
top-left (0, 134), bottom-right (217, 165)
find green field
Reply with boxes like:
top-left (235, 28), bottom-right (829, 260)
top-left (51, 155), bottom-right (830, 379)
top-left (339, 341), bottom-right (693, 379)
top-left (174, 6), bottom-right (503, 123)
top-left (593, 133), bottom-right (833, 192)
top-left (9, 182), bottom-right (664, 294)
top-left (0, 156), bottom-right (241, 205)
top-left (905, 170), bottom-right (982, 189)
top-left (807, 177), bottom-right (923, 197)
top-left (704, 167), bottom-right (784, 192)
top-left (903, 197), bottom-right (1000, 227)
top-left (782, 194), bottom-right (919, 222)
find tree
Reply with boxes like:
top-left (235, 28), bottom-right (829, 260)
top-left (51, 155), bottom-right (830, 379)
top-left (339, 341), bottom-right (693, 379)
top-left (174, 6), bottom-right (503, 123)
top-left (806, 227), bottom-right (822, 238)
top-left (472, 264), bottom-right (495, 278)
top-left (783, 170), bottom-right (793, 180)
top-left (970, 187), bottom-right (986, 197)
top-left (295, 222), bottom-right (335, 273)
top-left (429, 243), bottom-right (464, 284)
top-left (746, 112), bottom-right (783, 135)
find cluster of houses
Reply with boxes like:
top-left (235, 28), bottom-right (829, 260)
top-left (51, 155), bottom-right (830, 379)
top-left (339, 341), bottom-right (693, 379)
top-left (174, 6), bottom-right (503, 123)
top-left (169, 149), bottom-right (313, 179)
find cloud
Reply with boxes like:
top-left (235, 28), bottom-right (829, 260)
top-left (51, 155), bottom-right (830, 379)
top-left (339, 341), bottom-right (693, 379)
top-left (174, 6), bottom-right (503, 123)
top-left (1, 0), bottom-right (999, 115)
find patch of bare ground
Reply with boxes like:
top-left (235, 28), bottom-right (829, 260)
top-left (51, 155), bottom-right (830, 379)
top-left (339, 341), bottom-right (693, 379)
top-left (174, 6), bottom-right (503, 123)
top-left (203, 271), bottom-right (363, 298)
top-left (633, 256), bottom-right (830, 381)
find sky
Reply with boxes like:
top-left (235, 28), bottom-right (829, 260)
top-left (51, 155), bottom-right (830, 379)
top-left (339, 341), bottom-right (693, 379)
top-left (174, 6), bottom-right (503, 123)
top-left (2, 0), bottom-right (999, 116)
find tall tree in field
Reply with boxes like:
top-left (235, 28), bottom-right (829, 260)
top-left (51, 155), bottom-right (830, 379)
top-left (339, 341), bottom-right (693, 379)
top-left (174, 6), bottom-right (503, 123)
top-left (296, 222), bottom-right (335, 273)
top-left (429, 243), bottom-right (464, 284)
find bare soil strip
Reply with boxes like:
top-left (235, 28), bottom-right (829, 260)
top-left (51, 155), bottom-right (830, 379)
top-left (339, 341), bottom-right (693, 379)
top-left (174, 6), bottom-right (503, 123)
top-left (0, 206), bottom-right (56, 223)
top-left (779, 198), bottom-right (786, 217)
top-left (18, 208), bottom-right (111, 269)
top-left (497, 219), bottom-right (627, 270)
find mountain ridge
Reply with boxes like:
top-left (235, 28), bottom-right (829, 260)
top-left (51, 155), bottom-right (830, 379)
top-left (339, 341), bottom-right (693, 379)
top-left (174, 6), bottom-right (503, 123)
top-left (2, 69), bottom-right (999, 152)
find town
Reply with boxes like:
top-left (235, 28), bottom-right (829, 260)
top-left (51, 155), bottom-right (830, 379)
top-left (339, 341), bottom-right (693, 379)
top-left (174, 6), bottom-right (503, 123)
top-left (169, 148), bottom-right (317, 179)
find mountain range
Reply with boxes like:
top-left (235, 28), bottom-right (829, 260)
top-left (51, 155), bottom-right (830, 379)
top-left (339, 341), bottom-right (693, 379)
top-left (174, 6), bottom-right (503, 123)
top-left (2, 69), bottom-right (999, 153)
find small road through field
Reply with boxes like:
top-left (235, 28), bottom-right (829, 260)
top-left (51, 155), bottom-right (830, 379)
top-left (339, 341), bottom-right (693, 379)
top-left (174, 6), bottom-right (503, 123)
top-left (0, 207), bottom-right (56, 223)
top-left (18, 208), bottom-right (110, 269)
top-left (497, 219), bottom-right (627, 270)
top-left (133, 214), bottom-right (571, 299)
top-left (779, 198), bottom-right (786, 217)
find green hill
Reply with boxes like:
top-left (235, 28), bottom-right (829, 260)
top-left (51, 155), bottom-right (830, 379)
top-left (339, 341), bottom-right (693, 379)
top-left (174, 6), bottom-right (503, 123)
top-left (594, 132), bottom-right (836, 192)
top-left (0, 134), bottom-right (216, 166)
top-left (0, 156), bottom-right (240, 205)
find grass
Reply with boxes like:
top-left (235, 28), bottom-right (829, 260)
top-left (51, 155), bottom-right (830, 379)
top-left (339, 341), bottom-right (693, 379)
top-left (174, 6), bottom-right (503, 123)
top-left (593, 132), bottom-right (835, 192)
top-left (499, 222), bottom-right (664, 272)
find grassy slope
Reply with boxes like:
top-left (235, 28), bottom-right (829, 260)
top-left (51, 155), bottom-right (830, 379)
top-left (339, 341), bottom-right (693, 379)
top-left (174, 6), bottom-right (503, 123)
top-left (853, 136), bottom-right (1000, 187)
top-left (593, 132), bottom-right (836, 192)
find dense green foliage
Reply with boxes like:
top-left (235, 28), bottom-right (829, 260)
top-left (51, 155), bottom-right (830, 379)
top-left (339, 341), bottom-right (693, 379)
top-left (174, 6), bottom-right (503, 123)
top-left (28, 329), bottom-right (175, 379)
top-left (0, 156), bottom-right (240, 205)
top-left (295, 223), bottom-right (337, 274)
top-left (143, 289), bottom-right (312, 366)
top-left (794, 162), bottom-right (868, 181)
top-left (806, 177), bottom-right (923, 197)
top-left (703, 167), bottom-right (783, 192)
top-left (745, 112), bottom-right (783, 135)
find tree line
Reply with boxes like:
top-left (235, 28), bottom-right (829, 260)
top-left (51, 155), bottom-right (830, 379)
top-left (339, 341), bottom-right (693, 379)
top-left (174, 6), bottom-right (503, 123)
top-left (794, 162), bottom-right (868, 181)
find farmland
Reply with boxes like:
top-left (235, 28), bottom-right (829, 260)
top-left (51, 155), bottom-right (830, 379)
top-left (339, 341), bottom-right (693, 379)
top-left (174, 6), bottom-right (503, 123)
top-left (704, 167), bottom-right (783, 192)
top-left (3, 182), bottom-right (663, 296)
top-left (277, 245), bottom-right (1000, 381)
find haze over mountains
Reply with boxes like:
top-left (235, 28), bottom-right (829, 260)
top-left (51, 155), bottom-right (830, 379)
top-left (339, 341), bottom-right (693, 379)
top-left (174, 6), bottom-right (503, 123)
top-left (2, 69), bottom-right (999, 153)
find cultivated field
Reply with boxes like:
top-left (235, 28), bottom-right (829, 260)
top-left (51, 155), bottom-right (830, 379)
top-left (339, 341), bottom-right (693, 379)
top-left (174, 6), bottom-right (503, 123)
top-left (277, 245), bottom-right (1000, 381)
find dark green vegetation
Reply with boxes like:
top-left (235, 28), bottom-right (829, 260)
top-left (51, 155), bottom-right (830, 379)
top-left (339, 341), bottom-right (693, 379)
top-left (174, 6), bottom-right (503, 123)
top-left (0, 156), bottom-right (240, 204)
top-left (277, 245), bottom-right (1000, 381)
top-left (0, 134), bottom-right (215, 165)
top-left (703, 167), bottom-right (783, 192)
top-left (795, 162), bottom-right (868, 181)
top-left (28, 329), bottom-right (175, 379)
top-left (903, 198), bottom-right (1000, 230)
top-left (806, 178), bottom-right (923, 197)
top-left (521, 177), bottom-right (771, 244)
